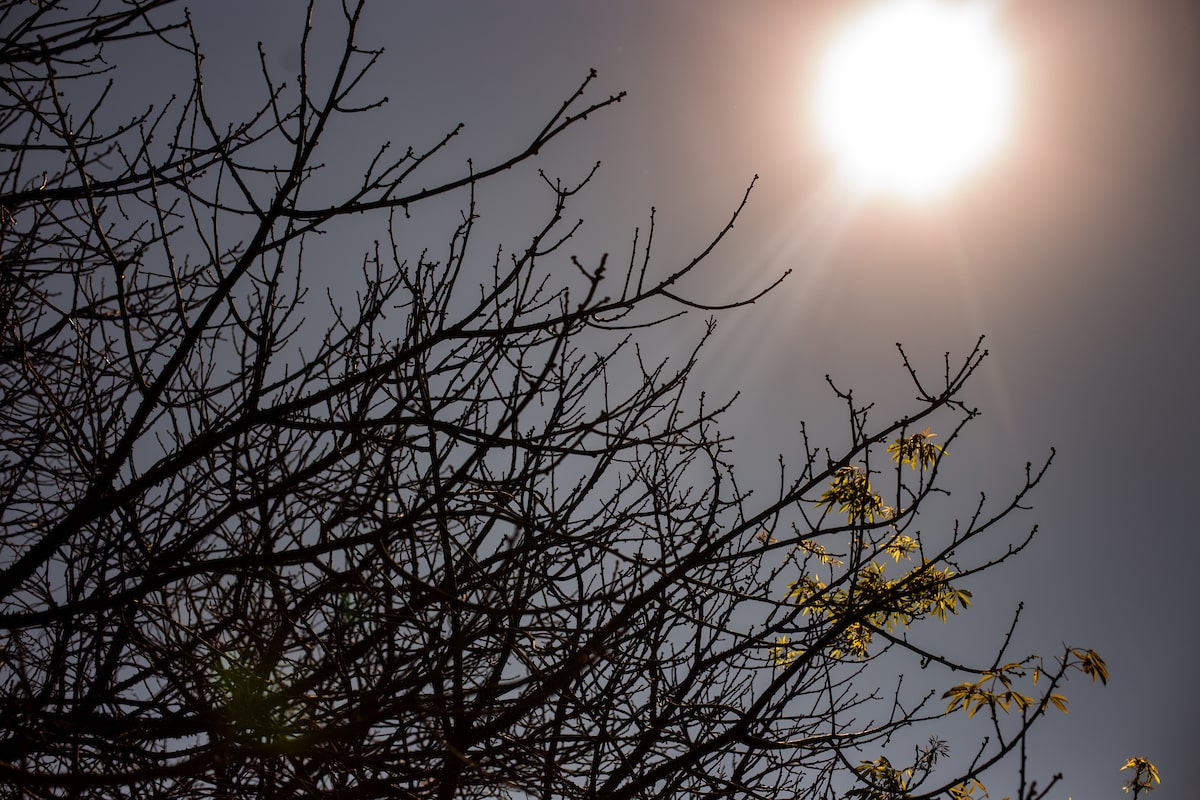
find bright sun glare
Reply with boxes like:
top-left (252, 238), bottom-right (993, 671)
top-left (815, 0), bottom-right (1015, 200)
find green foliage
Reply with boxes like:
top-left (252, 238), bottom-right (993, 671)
top-left (211, 653), bottom-right (305, 744)
top-left (887, 427), bottom-right (944, 470)
top-left (768, 635), bottom-right (801, 668)
top-left (948, 777), bottom-right (990, 800)
top-left (797, 538), bottom-right (844, 567)
top-left (796, 434), bottom-right (965, 660)
top-left (883, 534), bottom-right (919, 562)
top-left (779, 434), bottom-right (978, 661)
top-left (847, 739), bottom-right (953, 800)
top-left (942, 661), bottom-right (1061, 718)
top-left (941, 648), bottom-right (1111, 722)
top-left (848, 755), bottom-right (912, 800)
top-left (781, 430), bottom-right (1120, 797)
top-left (785, 556), bottom-right (970, 661)
top-left (816, 465), bottom-right (888, 524)
top-left (783, 557), bottom-right (971, 660)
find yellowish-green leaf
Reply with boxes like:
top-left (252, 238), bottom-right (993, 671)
top-left (1121, 756), bottom-right (1161, 795)
top-left (768, 635), bottom-right (801, 668)
top-left (888, 428), bottom-right (945, 469)
top-left (815, 466), bottom-right (886, 524)
top-left (883, 534), bottom-right (919, 562)
top-left (1074, 648), bottom-right (1110, 685)
top-left (949, 778), bottom-right (989, 800)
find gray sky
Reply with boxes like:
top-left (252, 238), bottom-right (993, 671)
top-left (165, 1), bottom-right (1200, 796)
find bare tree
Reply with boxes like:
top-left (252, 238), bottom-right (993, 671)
top-left (0, 2), bottom-right (1121, 798)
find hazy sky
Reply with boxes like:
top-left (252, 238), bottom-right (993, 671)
top-left (147, 1), bottom-right (1200, 796)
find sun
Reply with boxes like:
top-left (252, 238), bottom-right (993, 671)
top-left (815, 0), bottom-right (1016, 200)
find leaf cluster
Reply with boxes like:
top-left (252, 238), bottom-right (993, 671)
top-left (887, 427), bottom-right (944, 470)
top-left (942, 661), bottom-right (1065, 718)
top-left (815, 465), bottom-right (888, 524)
top-left (1121, 757), bottom-right (1161, 796)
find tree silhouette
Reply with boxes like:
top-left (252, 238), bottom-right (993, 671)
top-left (0, 2), bottom-right (1140, 798)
